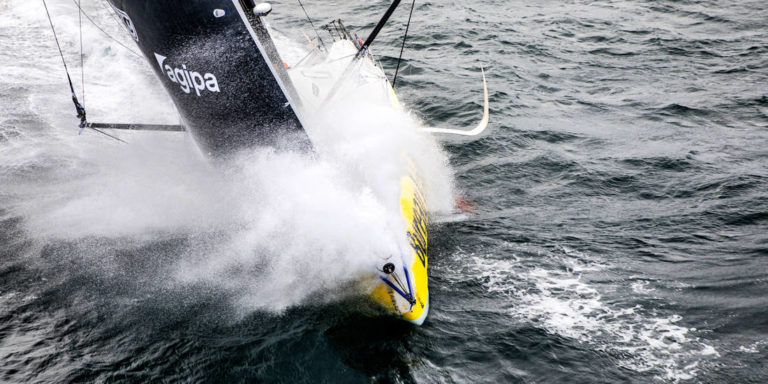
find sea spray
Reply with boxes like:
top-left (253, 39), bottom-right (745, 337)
top-left (18, 32), bottom-right (454, 313)
top-left (22, 106), bottom-right (453, 312)
top-left (3, 0), bottom-right (448, 312)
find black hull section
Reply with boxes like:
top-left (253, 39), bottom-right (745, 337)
top-left (106, 0), bottom-right (309, 157)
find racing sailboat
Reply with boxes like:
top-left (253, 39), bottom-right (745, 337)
top-left (50, 0), bottom-right (489, 325)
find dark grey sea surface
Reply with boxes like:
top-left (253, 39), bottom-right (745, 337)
top-left (2, 0), bottom-right (767, 383)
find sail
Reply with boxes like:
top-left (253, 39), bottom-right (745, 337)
top-left (106, 0), bottom-right (309, 156)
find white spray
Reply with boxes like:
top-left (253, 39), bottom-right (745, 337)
top-left (5, 0), bottom-right (455, 312)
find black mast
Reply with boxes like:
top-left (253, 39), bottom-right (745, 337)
top-left (358, 0), bottom-right (402, 55)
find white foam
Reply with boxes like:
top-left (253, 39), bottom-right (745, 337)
top-left (630, 279), bottom-right (656, 294)
top-left (737, 341), bottom-right (764, 354)
top-left (463, 247), bottom-right (718, 382)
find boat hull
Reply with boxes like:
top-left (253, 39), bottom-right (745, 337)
top-left (369, 174), bottom-right (429, 324)
top-left (107, 1), bottom-right (431, 324)
top-left (106, 0), bottom-right (309, 156)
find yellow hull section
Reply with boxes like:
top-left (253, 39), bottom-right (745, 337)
top-left (369, 174), bottom-right (429, 324)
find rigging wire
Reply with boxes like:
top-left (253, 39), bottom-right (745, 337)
top-left (389, 271), bottom-right (411, 301)
top-left (392, 0), bottom-right (415, 89)
top-left (41, 0), bottom-right (126, 144)
top-left (70, 0), bottom-right (142, 57)
top-left (42, 0), bottom-right (76, 96)
top-left (86, 126), bottom-right (128, 143)
top-left (296, 0), bottom-right (325, 49)
top-left (78, 0), bottom-right (84, 107)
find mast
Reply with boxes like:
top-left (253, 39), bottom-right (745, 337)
top-left (359, 0), bottom-right (402, 56)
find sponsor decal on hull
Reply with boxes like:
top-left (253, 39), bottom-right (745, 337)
top-left (108, 4), bottom-right (139, 42)
top-left (408, 189), bottom-right (428, 268)
top-left (154, 53), bottom-right (221, 96)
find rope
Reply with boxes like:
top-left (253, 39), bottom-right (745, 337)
top-left (71, 0), bottom-right (142, 57)
top-left (42, 0), bottom-right (76, 95)
top-left (42, 0), bottom-right (85, 122)
top-left (392, 0), bottom-right (416, 89)
top-left (390, 272), bottom-right (410, 299)
top-left (296, 0), bottom-right (325, 49)
top-left (78, 0), bottom-right (84, 107)
top-left (380, 264), bottom-right (416, 305)
top-left (41, 0), bottom-right (125, 143)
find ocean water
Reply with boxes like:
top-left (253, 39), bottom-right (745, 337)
top-left (2, 0), bottom-right (767, 383)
